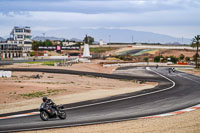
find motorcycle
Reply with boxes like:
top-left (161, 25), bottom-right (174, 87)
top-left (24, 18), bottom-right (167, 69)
top-left (39, 102), bottom-right (66, 121)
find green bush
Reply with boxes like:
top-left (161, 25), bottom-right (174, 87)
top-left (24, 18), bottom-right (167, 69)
top-left (90, 47), bottom-right (119, 53)
top-left (30, 51), bottom-right (36, 56)
top-left (167, 56), bottom-right (179, 64)
top-left (115, 55), bottom-right (132, 61)
top-left (20, 91), bottom-right (46, 98)
top-left (179, 54), bottom-right (185, 60)
top-left (185, 57), bottom-right (190, 62)
top-left (154, 55), bottom-right (164, 62)
top-left (143, 57), bottom-right (149, 62)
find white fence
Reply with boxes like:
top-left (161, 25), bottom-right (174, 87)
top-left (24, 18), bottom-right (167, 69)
top-left (0, 71), bottom-right (12, 78)
top-left (103, 62), bottom-right (167, 67)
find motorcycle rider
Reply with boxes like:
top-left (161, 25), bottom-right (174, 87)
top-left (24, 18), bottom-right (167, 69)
top-left (42, 96), bottom-right (57, 114)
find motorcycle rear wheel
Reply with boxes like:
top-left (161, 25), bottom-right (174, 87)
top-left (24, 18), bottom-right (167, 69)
top-left (40, 111), bottom-right (49, 121)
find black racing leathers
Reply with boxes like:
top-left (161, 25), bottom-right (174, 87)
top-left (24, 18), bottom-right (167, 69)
top-left (45, 99), bottom-right (57, 114)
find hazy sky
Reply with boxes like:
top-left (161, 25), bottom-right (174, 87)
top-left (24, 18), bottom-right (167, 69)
top-left (0, 0), bottom-right (199, 39)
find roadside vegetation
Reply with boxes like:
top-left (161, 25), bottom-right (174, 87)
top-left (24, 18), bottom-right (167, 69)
top-left (19, 89), bottom-right (67, 99)
top-left (89, 47), bottom-right (119, 53)
top-left (32, 40), bottom-right (54, 51)
top-left (115, 55), bottom-right (133, 61)
top-left (153, 54), bottom-right (193, 64)
top-left (27, 60), bottom-right (62, 66)
top-left (191, 35), bottom-right (200, 68)
top-left (152, 35), bottom-right (199, 66)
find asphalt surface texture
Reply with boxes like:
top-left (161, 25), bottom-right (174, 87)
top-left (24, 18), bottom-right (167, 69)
top-left (0, 66), bottom-right (200, 132)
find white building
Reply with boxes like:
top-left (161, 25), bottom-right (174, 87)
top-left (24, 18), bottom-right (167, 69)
top-left (99, 39), bottom-right (107, 45)
top-left (62, 41), bottom-right (76, 46)
top-left (9, 26), bottom-right (32, 53)
top-left (0, 43), bottom-right (23, 60)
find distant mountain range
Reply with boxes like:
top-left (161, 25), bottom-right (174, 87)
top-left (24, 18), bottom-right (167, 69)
top-left (32, 36), bottom-right (82, 42)
top-left (0, 37), bottom-right (6, 42)
top-left (1, 28), bottom-right (191, 44)
top-left (32, 36), bottom-right (65, 41)
top-left (32, 28), bottom-right (191, 44)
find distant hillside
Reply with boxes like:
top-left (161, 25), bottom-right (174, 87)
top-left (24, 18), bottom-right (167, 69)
top-left (32, 36), bottom-right (65, 41)
top-left (32, 28), bottom-right (191, 44)
top-left (32, 36), bottom-right (82, 42)
top-left (70, 38), bottom-right (82, 42)
top-left (0, 37), bottom-right (6, 42)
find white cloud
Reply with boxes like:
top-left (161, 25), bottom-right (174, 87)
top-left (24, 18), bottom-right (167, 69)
top-left (0, 0), bottom-right (199, 39)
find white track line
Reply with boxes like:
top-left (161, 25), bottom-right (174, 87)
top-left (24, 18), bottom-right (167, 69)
top-left (64, 67), bottom-right (175, 110)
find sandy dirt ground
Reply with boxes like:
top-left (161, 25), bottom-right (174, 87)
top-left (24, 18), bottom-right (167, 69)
top-left (1, 60), bottom-right (116, 74)
top-left (0, 71), bottom-right (155, 114)
top-left (158, 49), bottom-right (196, 58)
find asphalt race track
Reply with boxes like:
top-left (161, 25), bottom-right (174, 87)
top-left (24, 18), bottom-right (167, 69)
top-left (0, 66), bottom-right (200, 132)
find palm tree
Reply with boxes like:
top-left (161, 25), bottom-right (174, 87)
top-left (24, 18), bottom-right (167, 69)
top-left (191, 35), bottom-right (200, 68)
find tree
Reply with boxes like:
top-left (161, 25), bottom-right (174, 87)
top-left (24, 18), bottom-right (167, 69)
top-left (83, 35), bottom-right (94, 45)
top-left (143, 57), bottom-right (149, 65)
top-left (191, 35), bottom-right (200, 68)
top-left (193, 54), bottom-right (199, 62)
top-left (179, 54), bottom-right (185, 61)
top-left (43, 40), bottom-right (53, 46)
top-left (32, 40), bottom-right (53, 51)
top-left (167, 56), bottom-right (178, 64)
top-left (154, 55), bottom-right (164, 62)
top-left (185, 57), bottom-right (190, 62)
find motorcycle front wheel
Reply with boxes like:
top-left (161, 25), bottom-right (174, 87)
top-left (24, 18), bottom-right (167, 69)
top-left (58, 111), bottom-right (66, 119)
top-left (40, 111), bottom-right (49, 121)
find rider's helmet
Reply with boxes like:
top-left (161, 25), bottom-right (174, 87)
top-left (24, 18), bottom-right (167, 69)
top-left (42, 96), bottom-right (47, 102)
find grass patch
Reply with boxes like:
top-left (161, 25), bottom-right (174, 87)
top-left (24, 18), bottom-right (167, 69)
top-left (47, 89), bottom-right (67, 96)
top-left (27, 61), bottom-right (62, 66)
top-left (79, 74), bottom-right (98, 78)
top-left (26, 61), bottom-right (42, 64)
top-left (85, 86), bottom-right (91, 88)
top-left (42, 61), bottom-right (62, 66)
top-left (19, 89), bottom-right (67, 99)
top-left (20, 91), bottom-right (45, 98)
top-left (196, 68), bottom-right (200, 71)
top-left (89, 47), bottom-right (119, 53)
